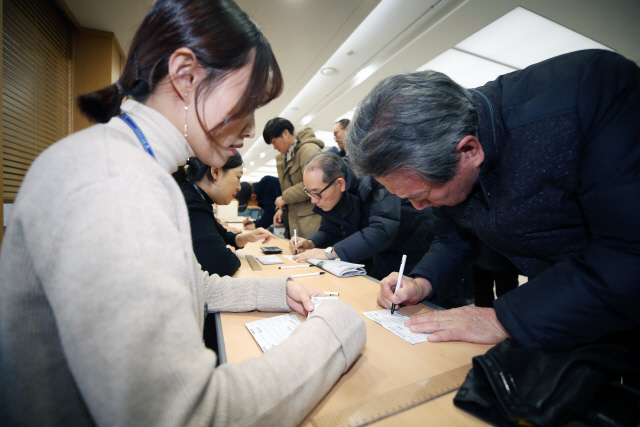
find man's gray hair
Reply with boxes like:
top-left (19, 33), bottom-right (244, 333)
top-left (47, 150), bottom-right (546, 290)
top-left (304, 152), bottom-right (347, 183)
top-left (345, 70), bottom-right (478, 184)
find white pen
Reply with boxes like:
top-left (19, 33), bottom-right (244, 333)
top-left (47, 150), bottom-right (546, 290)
top-left (279, 265), bottom-right (311, 269)
top-left (289, 272), bottom-right (325, 278)
top-left (391, 254), bottom-right (407, 315)
top-left (294, 229), bottom-right (298, 255)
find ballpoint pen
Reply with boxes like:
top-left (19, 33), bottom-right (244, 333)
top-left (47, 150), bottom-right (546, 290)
top-left (294, 229), bottom-right (298, 255)
top-left (391, 254), bottom-right (407, 315)
top-left (279, 265), bottom-right (311, 269)
top-left (290, 272), bottom-right (325, 278)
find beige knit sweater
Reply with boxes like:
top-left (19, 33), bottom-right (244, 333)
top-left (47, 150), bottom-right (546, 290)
top-left (0, 100), bottom-right (365, 426)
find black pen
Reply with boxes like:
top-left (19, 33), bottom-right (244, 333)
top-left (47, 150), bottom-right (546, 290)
top-left (391, 254), bottom-right (407, 315)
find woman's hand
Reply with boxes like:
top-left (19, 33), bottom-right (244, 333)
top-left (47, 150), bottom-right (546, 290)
top-left (235, 228), bottom-right (276, 248)
top-left (377, 274), bottom-right (432, 309)
top-left (286, 280), bottom-right (325, 316)
top-left (289, 237), bottom-right (314, 254)
top-left (405, 306), bottom-right (511, 345)
top-left (274, 209), bottom-right (284, 226)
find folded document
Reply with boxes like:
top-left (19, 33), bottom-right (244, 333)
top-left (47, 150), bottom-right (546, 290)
top-left (306, 258), bottom-right (366, 277)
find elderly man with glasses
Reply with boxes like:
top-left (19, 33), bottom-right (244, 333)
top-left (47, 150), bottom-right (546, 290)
top-left (289, 153), bottom-right (459, 292)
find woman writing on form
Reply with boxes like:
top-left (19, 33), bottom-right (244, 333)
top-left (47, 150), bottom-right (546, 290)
top-left (0, 1), bottom-right (365, 426)
top-left (173, 152), bottom-right (275, 277)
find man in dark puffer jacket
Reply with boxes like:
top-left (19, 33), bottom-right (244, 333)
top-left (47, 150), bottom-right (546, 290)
top-left (347, 50), bottom-right (640, 355)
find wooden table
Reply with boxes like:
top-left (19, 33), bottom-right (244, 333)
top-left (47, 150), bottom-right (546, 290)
top-left (216, 238), bottom-right (490, 426)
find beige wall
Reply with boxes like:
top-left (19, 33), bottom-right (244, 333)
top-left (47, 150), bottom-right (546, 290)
top-left (72, 28), bottom-right (125, 133)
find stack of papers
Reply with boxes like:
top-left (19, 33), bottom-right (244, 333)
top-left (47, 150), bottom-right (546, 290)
top-left (245, 314), bottom-right (301, 352)
top-left (255, 255), bottom-right (284, 265)
top-left (306, 259), bottom-right (366, 277)
top-left (363, 310), bottom-right (430, 344)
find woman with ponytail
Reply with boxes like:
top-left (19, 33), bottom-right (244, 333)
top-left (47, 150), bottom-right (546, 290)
top-left (0, 1), bottom-right (365, 426)
top-left (174, 153), bottom-right (275, 277)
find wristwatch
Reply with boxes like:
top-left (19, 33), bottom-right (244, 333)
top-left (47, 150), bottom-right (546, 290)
top-left (325, 246), bottom-right (336, 260)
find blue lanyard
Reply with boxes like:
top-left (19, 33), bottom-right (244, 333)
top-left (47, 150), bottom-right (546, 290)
top-left (119, 113), bottom-right (157, 160)
top-left (191, 182), bottom-right (206, 201)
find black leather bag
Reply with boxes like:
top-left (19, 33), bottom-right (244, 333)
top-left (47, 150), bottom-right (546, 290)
top-left (453, 339), bottom-right (640, 426)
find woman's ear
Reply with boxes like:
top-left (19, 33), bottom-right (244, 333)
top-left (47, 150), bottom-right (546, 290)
top-left (211, 167), bottom-right (221, 181)
top-left (167, 47), bottom-right (199, 102)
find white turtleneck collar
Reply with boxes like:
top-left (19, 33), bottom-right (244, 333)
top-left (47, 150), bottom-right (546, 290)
top-left (118, 99), bottom-right (194, 173)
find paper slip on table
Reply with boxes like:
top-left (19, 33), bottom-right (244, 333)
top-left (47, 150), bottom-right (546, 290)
top-left (216, 238), bottom-right (492, 426)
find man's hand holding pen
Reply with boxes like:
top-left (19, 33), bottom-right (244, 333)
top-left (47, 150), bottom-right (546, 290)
top-left (377, 274), bottom-right (432, 311)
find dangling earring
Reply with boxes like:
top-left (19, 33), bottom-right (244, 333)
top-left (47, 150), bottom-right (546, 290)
top-left (183, 93), bottom-right (189, 138)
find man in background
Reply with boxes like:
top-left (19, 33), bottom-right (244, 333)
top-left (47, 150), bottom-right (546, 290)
top-left (263, 117), bottom-right (323, 238)
top-left (334, 118), bottom-right (349, 157)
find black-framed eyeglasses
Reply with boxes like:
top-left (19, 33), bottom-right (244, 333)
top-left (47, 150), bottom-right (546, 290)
top-left (303, 178), bottom-right (338, 199)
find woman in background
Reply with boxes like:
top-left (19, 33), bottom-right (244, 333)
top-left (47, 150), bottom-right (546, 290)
top-left (174, 153), bottom-right (275, 277)
top-left (0, 0), bottom-right (365, 426)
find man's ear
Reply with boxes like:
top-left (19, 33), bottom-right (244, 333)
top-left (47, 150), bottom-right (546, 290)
top-left (167, 47), bottom-right (199, 102)
top-left (337, 177), bottom-right (347, 192)
top-left (456, 135), bottom-right (484, 168)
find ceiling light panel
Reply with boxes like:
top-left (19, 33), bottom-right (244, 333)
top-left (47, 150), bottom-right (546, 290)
top-left (416, 49), bottom-right (517, 88)
top-left (455, 7), bottom-right (613, 70)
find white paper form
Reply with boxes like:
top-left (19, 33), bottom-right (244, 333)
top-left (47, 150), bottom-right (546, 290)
top-left (362, 310), bottom-right (430, 344)
top-left (255, 255), bottom-right (284, 265)
top-left (245, 314), bottom-right (301, 352)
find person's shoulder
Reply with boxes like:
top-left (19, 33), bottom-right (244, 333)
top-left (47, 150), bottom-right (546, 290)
top-left (26, 123), bottom-right (135, 186)
top-left (296, 140), bottom-right (324, 155)
top-left (295, 126), bottom-right (325, 150)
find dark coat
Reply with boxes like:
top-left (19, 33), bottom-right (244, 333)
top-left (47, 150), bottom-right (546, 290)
top-left (180, 182), bottom-right (240, 277)
top-left (308, 158), bottom-right (433, 279)
top-left (252, 175), bottom-right (281, 229)
top-left (411, 50), bottom-right (640, 350)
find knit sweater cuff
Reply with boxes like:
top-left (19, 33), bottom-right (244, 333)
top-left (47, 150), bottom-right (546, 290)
top-left (256, 276), bottom-right (290, 312)
top-left (308, 300), bottom-right (366, 372)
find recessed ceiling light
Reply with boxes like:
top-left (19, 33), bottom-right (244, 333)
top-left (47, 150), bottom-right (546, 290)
top-left (301, 115), bottom-right (312, 125)
top-left (259, 152), bottom-right (265, 158)
top-left (249, 161), bottom-right (254, 166)
top-left (321, 67), bottom-right (337, 75)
